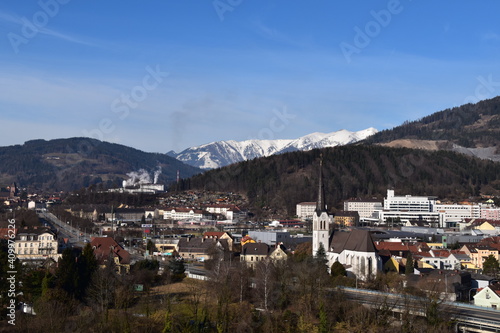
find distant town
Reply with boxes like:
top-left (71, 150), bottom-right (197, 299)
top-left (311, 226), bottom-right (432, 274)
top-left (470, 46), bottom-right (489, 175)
top-left (2, 167), bottom-right (500, 332)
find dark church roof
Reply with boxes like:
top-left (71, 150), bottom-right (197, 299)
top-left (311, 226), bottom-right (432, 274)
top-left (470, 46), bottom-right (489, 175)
top-left (315, 155), bottom-right (328, 215)
top-left (329, 229), bottom-right (377, 254)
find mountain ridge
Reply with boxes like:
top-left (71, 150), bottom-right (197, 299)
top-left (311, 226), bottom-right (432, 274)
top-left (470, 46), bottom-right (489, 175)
top-left (168, 128), bottom-right (378, 169)
top-left (0, 137), bottom-right (202, 192)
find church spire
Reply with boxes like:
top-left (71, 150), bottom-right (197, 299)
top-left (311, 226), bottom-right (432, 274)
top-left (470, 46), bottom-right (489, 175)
top-left (316, 153), bottom-right (327, 214)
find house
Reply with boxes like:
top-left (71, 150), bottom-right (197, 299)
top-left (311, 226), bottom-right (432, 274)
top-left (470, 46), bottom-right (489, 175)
top-left (15, 227), bottom-right (60, 261)
top-left (269, 243), bottom-right (288, 261)
top-left (203, 231), bottom-right (234, 251)
top-left (176, 236), bottom-right (229, 261)
top-left (241, 242), bottom-right (270, 269)
top-left (334, 211), bottom-right (360, 228)
top-left (461, 244), bottom-right (499, 270)
top-left (473, 283), bottom-right (500, 309)
top-left (90, 237), bottom-right (131, 274)
top-left (408, 270), bottom-right (472, 301)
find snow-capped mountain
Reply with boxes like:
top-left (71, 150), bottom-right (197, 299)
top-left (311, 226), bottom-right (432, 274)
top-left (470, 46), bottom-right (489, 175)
top-left (167, 128), bottom-right (378, 169)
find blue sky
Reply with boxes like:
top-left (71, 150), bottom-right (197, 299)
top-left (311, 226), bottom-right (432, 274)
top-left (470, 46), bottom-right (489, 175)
top-left (1, 1), bottom-right (500, 153)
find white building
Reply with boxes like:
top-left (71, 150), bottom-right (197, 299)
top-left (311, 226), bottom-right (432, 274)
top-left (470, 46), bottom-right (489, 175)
top-left (204, 204), bottom-right (245, 222)
top-left (374, 210), bottom-right (445, 227)
top-left (311, 159), bottom-right (381, 280)
top-left (15, 227), bottom-right (60, 261)
top-left (473, 284), bottom-right (500, 309)
top-left (384, 189), bottom-right (436, 212)
top-left (296, 202), bottom-right (317, 220)
top-left (163, 208), bottom-right (212, 221)
top-left (344, 199), bottom-right (383, 219)
top-left (433, 203), bottom-right (481, 222)
top-left (312, 160), bottom-right (331, 256)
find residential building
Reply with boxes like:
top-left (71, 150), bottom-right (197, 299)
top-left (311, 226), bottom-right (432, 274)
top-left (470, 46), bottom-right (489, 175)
top-left (334, 211), bottom-right (359, 228)
top-left (474, 283), bottom-right (500, 309)
top-left (90, 237), bottom-right (131, 274)
top-left (461, 244), bottom-right (499, 270)
top-left (15, 227), bottom-right (60, 261)
top-left (203, 231), bottom-right (234, 251)
top-left (176, 236), bottom-right (229, 261)
top-left (240, 242), bottom-right (287, 268)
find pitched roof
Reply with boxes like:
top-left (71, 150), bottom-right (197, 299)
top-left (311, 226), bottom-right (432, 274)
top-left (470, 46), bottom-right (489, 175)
top-left (242, 242), bottom-right (270, 256)
top-left (90, 237), bottom-right (130, 265)
top-left (177, 237), bottom-right (221, 254)
top-left (330, 229), bottom-right (377, 254)
top-left (203, 231), bottom-right (226, 239)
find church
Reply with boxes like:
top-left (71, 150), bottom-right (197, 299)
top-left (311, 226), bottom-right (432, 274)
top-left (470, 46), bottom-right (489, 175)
top-left (312, 157), bottom-right (382, 280)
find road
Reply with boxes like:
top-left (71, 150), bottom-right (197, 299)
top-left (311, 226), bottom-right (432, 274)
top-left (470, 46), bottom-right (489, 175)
top-left (339, 287), bottom-right (500, 331)
top-left (37, 211), bottom-right (92, 245)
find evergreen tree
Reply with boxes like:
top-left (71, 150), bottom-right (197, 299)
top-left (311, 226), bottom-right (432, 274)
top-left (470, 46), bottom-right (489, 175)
top-left (331, 261), bottom-right (347, 277)
top-left (405, 252), bottom-right (414, 275)
top-left (56, 248), bottom-right (78, 296)
top-left (76, 243), bottom-right (99, 299)
top-left (483, 255), bottom-right (500, 277)
top-left (315, 243), bottom-right (327, 267)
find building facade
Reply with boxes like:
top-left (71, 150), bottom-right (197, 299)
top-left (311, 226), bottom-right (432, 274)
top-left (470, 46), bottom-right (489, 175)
top-left (15, 227), bottom-right (60, 261)
top-left (344, 199), bottom-right (383, 219)
top-left (296, 202), bottom-right (317, 220)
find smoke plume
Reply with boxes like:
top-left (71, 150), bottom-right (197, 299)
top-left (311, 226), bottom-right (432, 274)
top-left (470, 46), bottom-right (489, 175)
top-left (124, 169), bottom-right (151, 187)
top-left (153, 166), bottom-right (162, 184)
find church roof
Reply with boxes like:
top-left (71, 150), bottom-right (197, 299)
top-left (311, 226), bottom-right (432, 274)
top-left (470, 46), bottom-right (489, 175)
top-left (315, 155), bottom-right (328, 215)
top-left (329, 229), bottom-right (377, 254)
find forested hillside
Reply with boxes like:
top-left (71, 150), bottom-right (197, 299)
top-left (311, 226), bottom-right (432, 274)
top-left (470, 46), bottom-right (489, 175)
top-left (0, 138), bottom-right (201, 192)
top-left (180, 145), bottom-right (500, 217)
top-left (365, 96), bottom-right (500, 149)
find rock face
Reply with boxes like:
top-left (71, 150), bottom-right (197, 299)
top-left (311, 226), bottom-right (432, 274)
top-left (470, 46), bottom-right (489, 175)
top-left (168, 128), bottom-right (378, 169)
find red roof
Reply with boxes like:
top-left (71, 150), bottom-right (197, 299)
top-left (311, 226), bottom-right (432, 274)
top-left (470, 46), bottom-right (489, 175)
top-left (90, 237), bottom-right (130, 265)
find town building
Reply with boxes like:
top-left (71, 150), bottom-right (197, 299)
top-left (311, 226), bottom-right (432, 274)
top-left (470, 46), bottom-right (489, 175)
top-left (343, 199), bottom-right (383, 219)
top-left (473, 283), bottom-right (500, 309)
top-left (176, 236), bottom-right (229, 261)
top-left (296, 202), bottom-right (317, 220)
top-left (163, 207), bottom-right (213, 221)
top-left (311, 158), bottom-right (381, 279)
top-left (15, 227), bottom-right (60, 261)
top-left (203, 204), bottom-right (245, 222)
top-left (248, 230), bottom-right (291, 248)
top-left (240, 242), bottom-right (287, 268)
top-left (90, 237), bottom-right (131, 274)
top-left (384, 189), bottom-right (436, 212)
top-left (334, 211), bottom-right (359, 228)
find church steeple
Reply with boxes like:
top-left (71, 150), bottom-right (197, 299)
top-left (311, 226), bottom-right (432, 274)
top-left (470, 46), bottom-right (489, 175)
top-left (316, 154), bottom-right (327, 214)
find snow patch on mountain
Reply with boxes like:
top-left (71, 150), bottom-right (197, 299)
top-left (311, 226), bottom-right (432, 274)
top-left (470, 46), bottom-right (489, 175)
top-left (168, 128), bottom-right (378, 169)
